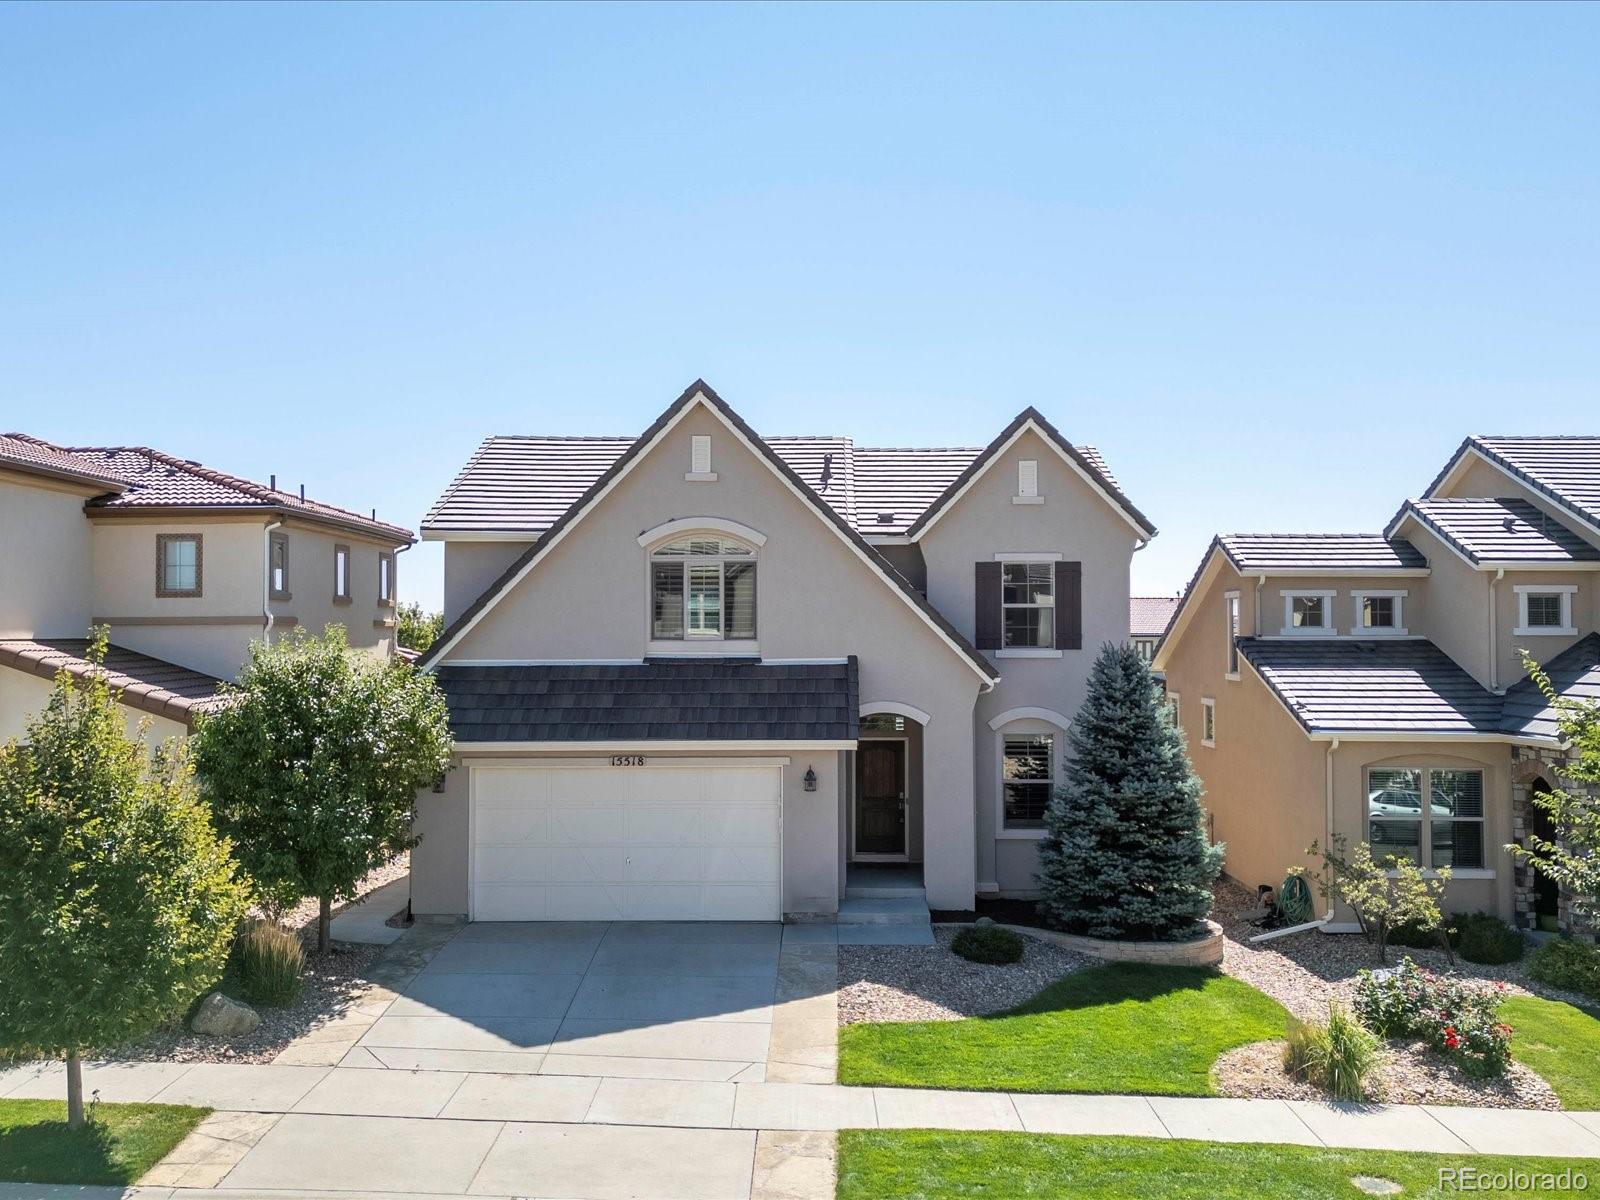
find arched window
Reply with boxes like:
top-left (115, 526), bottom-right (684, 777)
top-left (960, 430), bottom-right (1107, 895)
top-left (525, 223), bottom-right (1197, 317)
top-left (650, 535), bottom-right (757, 641)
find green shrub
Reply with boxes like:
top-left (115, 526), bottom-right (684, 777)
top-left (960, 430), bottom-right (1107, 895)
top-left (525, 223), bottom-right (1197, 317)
top-left (1283, 1006), bottom-right (1379, 1101)
top-left (1353, 957), bottom-right (1511, 1077)
top-left (1455, 912), bottom-right (1524, 965)
top-left (1527, 939), bottom-right (1600, 1002)
top-left (237, 920), bottom-right (304, 1006)
top-left (951, 925), bottom-right (1025, 965)
top-left (1389, 919), bottom-right (1454, 951)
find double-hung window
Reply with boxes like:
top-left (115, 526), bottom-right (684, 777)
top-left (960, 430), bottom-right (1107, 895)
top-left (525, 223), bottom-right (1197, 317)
top-left (1001, 562), bottom-right (1054, 648)
top-left (157, 534), bottom-right (202, 597)
top-left (1367, 767), bottom-right (1485, 870)
top-left (1002, 734), bottom-right (1053, 829)
top-left (650, 536), bottom-right (756, 641)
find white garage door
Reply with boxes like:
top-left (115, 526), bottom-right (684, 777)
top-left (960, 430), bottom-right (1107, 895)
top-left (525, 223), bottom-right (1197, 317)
top-left (471, 763), bottom-right (782, 921)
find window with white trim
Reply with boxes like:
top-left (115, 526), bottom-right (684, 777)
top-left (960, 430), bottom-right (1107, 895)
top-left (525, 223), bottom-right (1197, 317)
top-left (1515, 586), bottom-right (1576, 635)
top-left (1001, 733), bottom-right (1053, 829)
top-left (1002, 562), bottom-right (1054, 648)
top-left (1224, 591), bottom-right (1240, 676)
top-left (1282, 590), bottom-right (1335, 635)
top-left (1353, 590), bottom-right (1406, 635)
top-left (1366, 766), bottom-right (1484, 870)
top-left (379, 552), bottom-right (395, 606)
top-left (650, 535), bottom-right (756, 640)
top-left (1200, 697), bottom-right (1216, 747)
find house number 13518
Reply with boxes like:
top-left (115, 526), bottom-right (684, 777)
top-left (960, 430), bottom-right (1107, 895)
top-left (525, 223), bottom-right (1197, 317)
top-left (610, 755), bottom-right (647, 766)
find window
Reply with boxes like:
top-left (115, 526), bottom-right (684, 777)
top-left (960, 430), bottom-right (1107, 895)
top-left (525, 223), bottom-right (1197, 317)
top-left (333, 544), bottom-right (351, 602)
top-left (1002, 561), bottom-right (1054, 648)
top-left (1200, 698), bottom-right (1216, 747)
top-left (1002, 734), bottom-right (1053, 829)
top-left (861, 713), bottom-right (906, 735)
top-left (650, 535), bottom-right (756, 641)
top-left (1132, 637), bottom-right (1157, 661)
top-left (1515, 586), bottom-right (1576, 635)
top-left (1353, 590), bottom-right (1407, 635)
top-left (269, 532), bottom-right (290, 600)
top-left (1282, 590), bottom-right (1335, 635)
top-left (156, 534), bottom-right (202, 597)
top-left (1168, 692), bottom-right (1181, 725)
top-left (1224, 591), bottom-right (1241, 677)
top-left (1367, 766), bottom-right (1484, 870)
top-left (378, 552), bottom-right (395, 606)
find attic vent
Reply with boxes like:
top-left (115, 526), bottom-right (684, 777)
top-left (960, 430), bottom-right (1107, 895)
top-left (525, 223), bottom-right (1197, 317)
top-left (1018, 459), bottom-right (1038, 498)
top-left (875, 512), bottom-right (896, 525)
top-left (686, 435), bottom-right (716, 481)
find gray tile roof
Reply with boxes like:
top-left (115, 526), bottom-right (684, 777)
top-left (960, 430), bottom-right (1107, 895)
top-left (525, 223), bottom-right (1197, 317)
top-left (437, 657), bottom-right (859, 742)
top-left (1501, 634), bottom-right (1600, 740)
top-left (0, 638), bottom-right (228, 728)
top-left (1130, 596), bottom-right (1181, 638)
top-left (1237, 638), bottom-right (1506, 736)
top-left (1396, 497), bottom-right (1600, 564)
top-left (1218, 533), bottom-right (1428, 572)
top-left (1460, 436), bottom-right (1600, 530)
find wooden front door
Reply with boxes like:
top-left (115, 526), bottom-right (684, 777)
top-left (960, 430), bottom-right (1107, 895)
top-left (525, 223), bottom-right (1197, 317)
top-left (855, 740), bottom-right (906, 856)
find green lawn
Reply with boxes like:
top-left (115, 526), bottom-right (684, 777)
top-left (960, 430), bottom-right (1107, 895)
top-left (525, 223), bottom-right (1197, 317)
top-left (838, 1130), bottom-right (1600, 1199)
top-left (1503, 994), bottom-right (1600, 1110)
top-left (838, 963), bottom-right (1290, 1094)
top-left (0, 1099), bottom-right (209, 1185)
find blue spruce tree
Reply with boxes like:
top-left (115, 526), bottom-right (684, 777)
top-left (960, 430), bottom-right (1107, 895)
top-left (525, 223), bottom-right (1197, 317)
top-left (1036, 642), bottom-right (1223, 940)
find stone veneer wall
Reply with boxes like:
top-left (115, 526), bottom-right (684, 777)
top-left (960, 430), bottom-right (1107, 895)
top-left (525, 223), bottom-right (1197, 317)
top-left (1511, 746), bottom-right (1597, 940)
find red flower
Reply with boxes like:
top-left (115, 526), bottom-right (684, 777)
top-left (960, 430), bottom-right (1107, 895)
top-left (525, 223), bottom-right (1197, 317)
top-left (1444, 1026), bottom-right (1461, 1049)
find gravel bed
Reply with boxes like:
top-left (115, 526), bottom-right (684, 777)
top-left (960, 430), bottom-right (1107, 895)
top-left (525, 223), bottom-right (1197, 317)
top-left (838, 925), bottom-right (1089, 1025)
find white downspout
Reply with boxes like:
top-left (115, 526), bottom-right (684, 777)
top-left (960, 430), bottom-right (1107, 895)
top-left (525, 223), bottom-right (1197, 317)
top-left (1488, 568), bottom-right (1504, 691)
top-left (1254, 575), bottom-right (1266, 636)
top-left (391, 541), bottom-right (415, 657)
top-left (263, 519), bottom-right (282, 644)
top-left (1324, 737), bottom-right (1339, 920)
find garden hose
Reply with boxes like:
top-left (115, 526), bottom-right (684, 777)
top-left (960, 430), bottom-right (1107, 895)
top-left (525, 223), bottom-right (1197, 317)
top-left (1277, 874), bottom-right (1314, 924)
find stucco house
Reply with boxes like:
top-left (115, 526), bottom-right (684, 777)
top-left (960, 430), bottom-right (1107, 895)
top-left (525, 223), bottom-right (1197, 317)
top-left (1131, 595), bottom-right (1180, 662)
top-left (0, 432), bottom-right (413, 748)
top-left (1154, 435), bottom-right (1600, 935)
top-left (412, 380), bottom-right (1156, 921)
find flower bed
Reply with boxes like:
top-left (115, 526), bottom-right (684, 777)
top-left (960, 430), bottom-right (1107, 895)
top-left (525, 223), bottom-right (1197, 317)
top-left (1354, 958), bottom-right (1512, 1078)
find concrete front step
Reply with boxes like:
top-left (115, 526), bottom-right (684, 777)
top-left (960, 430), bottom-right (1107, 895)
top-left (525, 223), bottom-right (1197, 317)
top-left (842, 884), bottom-right (927, 900)
top-left (836, 895), bottom-right (932, 926)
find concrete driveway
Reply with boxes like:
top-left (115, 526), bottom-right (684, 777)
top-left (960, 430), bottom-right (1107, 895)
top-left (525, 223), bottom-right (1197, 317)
top-left (344, 920), bottom-right (784, 1083)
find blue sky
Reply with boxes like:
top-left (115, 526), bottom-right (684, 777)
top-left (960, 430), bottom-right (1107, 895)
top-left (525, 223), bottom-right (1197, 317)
top-left (3, 2), bottom-right (1596, 611)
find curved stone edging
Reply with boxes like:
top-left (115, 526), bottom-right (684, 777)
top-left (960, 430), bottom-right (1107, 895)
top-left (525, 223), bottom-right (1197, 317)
top-left (1000, 920), bottom-right (1225, 968)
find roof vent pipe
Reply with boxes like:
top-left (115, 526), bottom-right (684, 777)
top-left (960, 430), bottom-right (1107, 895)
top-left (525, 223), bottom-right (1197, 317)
top-left (299, 483), bottom-right (305, 500)
top-left (270, 474), bottom-right (277, 491)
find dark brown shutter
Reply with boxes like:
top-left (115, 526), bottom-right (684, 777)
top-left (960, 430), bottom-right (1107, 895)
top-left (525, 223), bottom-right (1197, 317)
top-left (974, 561), bottom-right (1002, 649)
top-left (1055, 561), bottom-right (1082, 650)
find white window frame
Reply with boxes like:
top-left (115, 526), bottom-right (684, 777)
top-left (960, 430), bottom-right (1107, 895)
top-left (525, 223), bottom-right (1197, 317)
top-left (1513, 585), bottom-right (1577, 636)
top-left (1132, 636), bottom-right (1157, 662)
top-left (647, 534), bottom-right (757, 648)
top-left (1200, 697), bottom-right (1216, 747)
top-left (999, 559), bottom-right (1056, 651)
top-left (1351, 589), bottom-right (1408, 636)
top-left (996, 717), bottom-right (1064, 838)
top-left (1365, 765), bottom-right (1490, 875)
top-left (1224, 591), bottom-right (1241, 679)
top-left (1281, 589), bottom-right (1337, 636)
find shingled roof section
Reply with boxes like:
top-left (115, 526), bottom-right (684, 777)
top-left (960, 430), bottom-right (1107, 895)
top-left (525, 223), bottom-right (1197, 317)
top-left (1218, 533), bottom-right (1428, 572)
top-left (1445, 436), bottom-right (1600, 531)
top-left (1394, 497), bottom-right (1600, 564)
top-left (0, 433), bottom-right (129, 490)
top-left (1237, 638), bottom-right (1506, 737)
top-left (67, 446), bottom-right (413, 544)
top-left (0, 638), bottom-right (228, 728)
top-left (1130, 596), bottom-right (1181, 638)
top-left (1501, 634), bottom-right (1600, 741)
top-left (438, 658), bottom-right (859, 743)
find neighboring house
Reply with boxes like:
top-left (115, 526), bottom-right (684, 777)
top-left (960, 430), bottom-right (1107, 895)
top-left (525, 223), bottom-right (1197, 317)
top-left (0, 432), bottom-right (413, 747)
top-left (413, 380), bottom-right (1156, 921)
top-left (1130, 595), bottom-right (1180, 662)
top-left (1154, 435), bottom-right (1600, 935)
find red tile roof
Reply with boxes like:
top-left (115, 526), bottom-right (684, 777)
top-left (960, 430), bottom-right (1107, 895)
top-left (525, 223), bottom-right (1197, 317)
top-left (0, 433), bottom-right (130, 489)
top-left (0, 638), bottom-right (229, 728)
top-left (1130, 596), bottom-right (1181, 638)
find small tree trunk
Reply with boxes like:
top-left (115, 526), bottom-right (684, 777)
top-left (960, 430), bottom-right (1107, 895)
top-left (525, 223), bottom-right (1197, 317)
top-left (1376, 922), bottom-right (1389, 965)
top-left (318, 895), bottom-right (332, 955)
top-left (1436, 927), bottom-right (1456, 966)
top-left (66, 1048), bottom-right (85, 1129)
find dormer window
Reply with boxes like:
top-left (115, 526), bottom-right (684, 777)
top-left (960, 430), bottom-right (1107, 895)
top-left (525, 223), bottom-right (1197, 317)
top-left (1282, 590), bottom-right (1335, 636)
top-left (1352, 590), bottom-right (1407, 636)
top-left (650, 535), bottom-right (756, 640)
top-left (1514, 585), bottom-right (1576, 636)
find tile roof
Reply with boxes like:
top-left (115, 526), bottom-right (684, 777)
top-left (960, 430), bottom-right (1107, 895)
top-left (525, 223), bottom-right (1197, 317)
top-left (1130, 596), bottom-right (1181, 638)
top-left (1395, 497), bottom-right (1600, 564)
top-left (421, 418), bottom-right (1130, 539)
top-left (63, 445), bottom-right (412, 543)
top-left (0, 433), bottom-right (129, 489)
top-left (0, 638), bottom-right (228, 728)
top-left (1218, 533), bottom-right (1428, 572)
top-left (1236, 638), bottom-right (1506, 736)
top-left (437, 658), bottom-right (859, 742)
top-left (1501, 634), bottom-right (1600, 741)
top-left (1452, 436), bottom-right (1600, 530)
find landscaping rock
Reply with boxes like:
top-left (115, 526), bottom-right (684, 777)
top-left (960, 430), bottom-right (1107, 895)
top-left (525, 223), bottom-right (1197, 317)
top-left (191, 991), bottom-right (261, 1038)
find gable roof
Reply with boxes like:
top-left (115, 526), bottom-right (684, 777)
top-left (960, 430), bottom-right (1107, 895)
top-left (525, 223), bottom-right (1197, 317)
top-left (419, 381), bottom-right (999, 683)
top-left (0, 638), bottom-right (228, 728)
top-left (904, 407), bottom-right (1156, 541)
top-left (1130, 596), bottom-right (1181, 638)
top-left (1217, 533), bottom-right (1428, 572)
top-left (1427, 435), bottom-right (1600, 535)
top-left (1389, 497), bottom-right (1600, 565)
top-left (0, 433), bottom-right (130, 490)
top-left (1501, 634), bottom-right (1600, 741)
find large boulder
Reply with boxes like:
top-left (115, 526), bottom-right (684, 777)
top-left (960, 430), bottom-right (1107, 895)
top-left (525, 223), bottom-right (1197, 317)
top-left (191, 991), bottom-right (260, 1038)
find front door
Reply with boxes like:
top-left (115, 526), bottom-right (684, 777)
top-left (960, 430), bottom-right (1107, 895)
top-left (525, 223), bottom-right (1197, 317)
top-left (855, 740), bottom-right (906, 856)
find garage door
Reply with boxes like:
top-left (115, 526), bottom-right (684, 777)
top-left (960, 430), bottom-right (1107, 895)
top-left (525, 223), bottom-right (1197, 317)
top-left (471, 763), bottom-right (782, 921)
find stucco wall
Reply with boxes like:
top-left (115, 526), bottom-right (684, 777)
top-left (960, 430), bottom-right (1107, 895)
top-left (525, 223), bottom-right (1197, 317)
top-left (0, 471), bottom-right (97, 638)
top-left (437, 402), bottom-right (985, 908)
top-left (268, 520), bottom-right (399, 659)
top-left (443, 541), bottom-right (533, 626)
top-left (0, 664), bottom-right (189, 750)
top-left (916, 426), bottom-right (1140, 895)
top-left (1257, 574), bottom-right (1430, 642)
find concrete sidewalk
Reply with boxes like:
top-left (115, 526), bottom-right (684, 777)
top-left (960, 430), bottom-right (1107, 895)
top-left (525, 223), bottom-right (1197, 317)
top-left (5, 1059), bottom-right (1600, 1159)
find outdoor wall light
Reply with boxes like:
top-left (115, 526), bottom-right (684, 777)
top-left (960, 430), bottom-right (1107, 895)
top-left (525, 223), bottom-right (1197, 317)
top-left (803, 767), bottom-right (817, 792)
